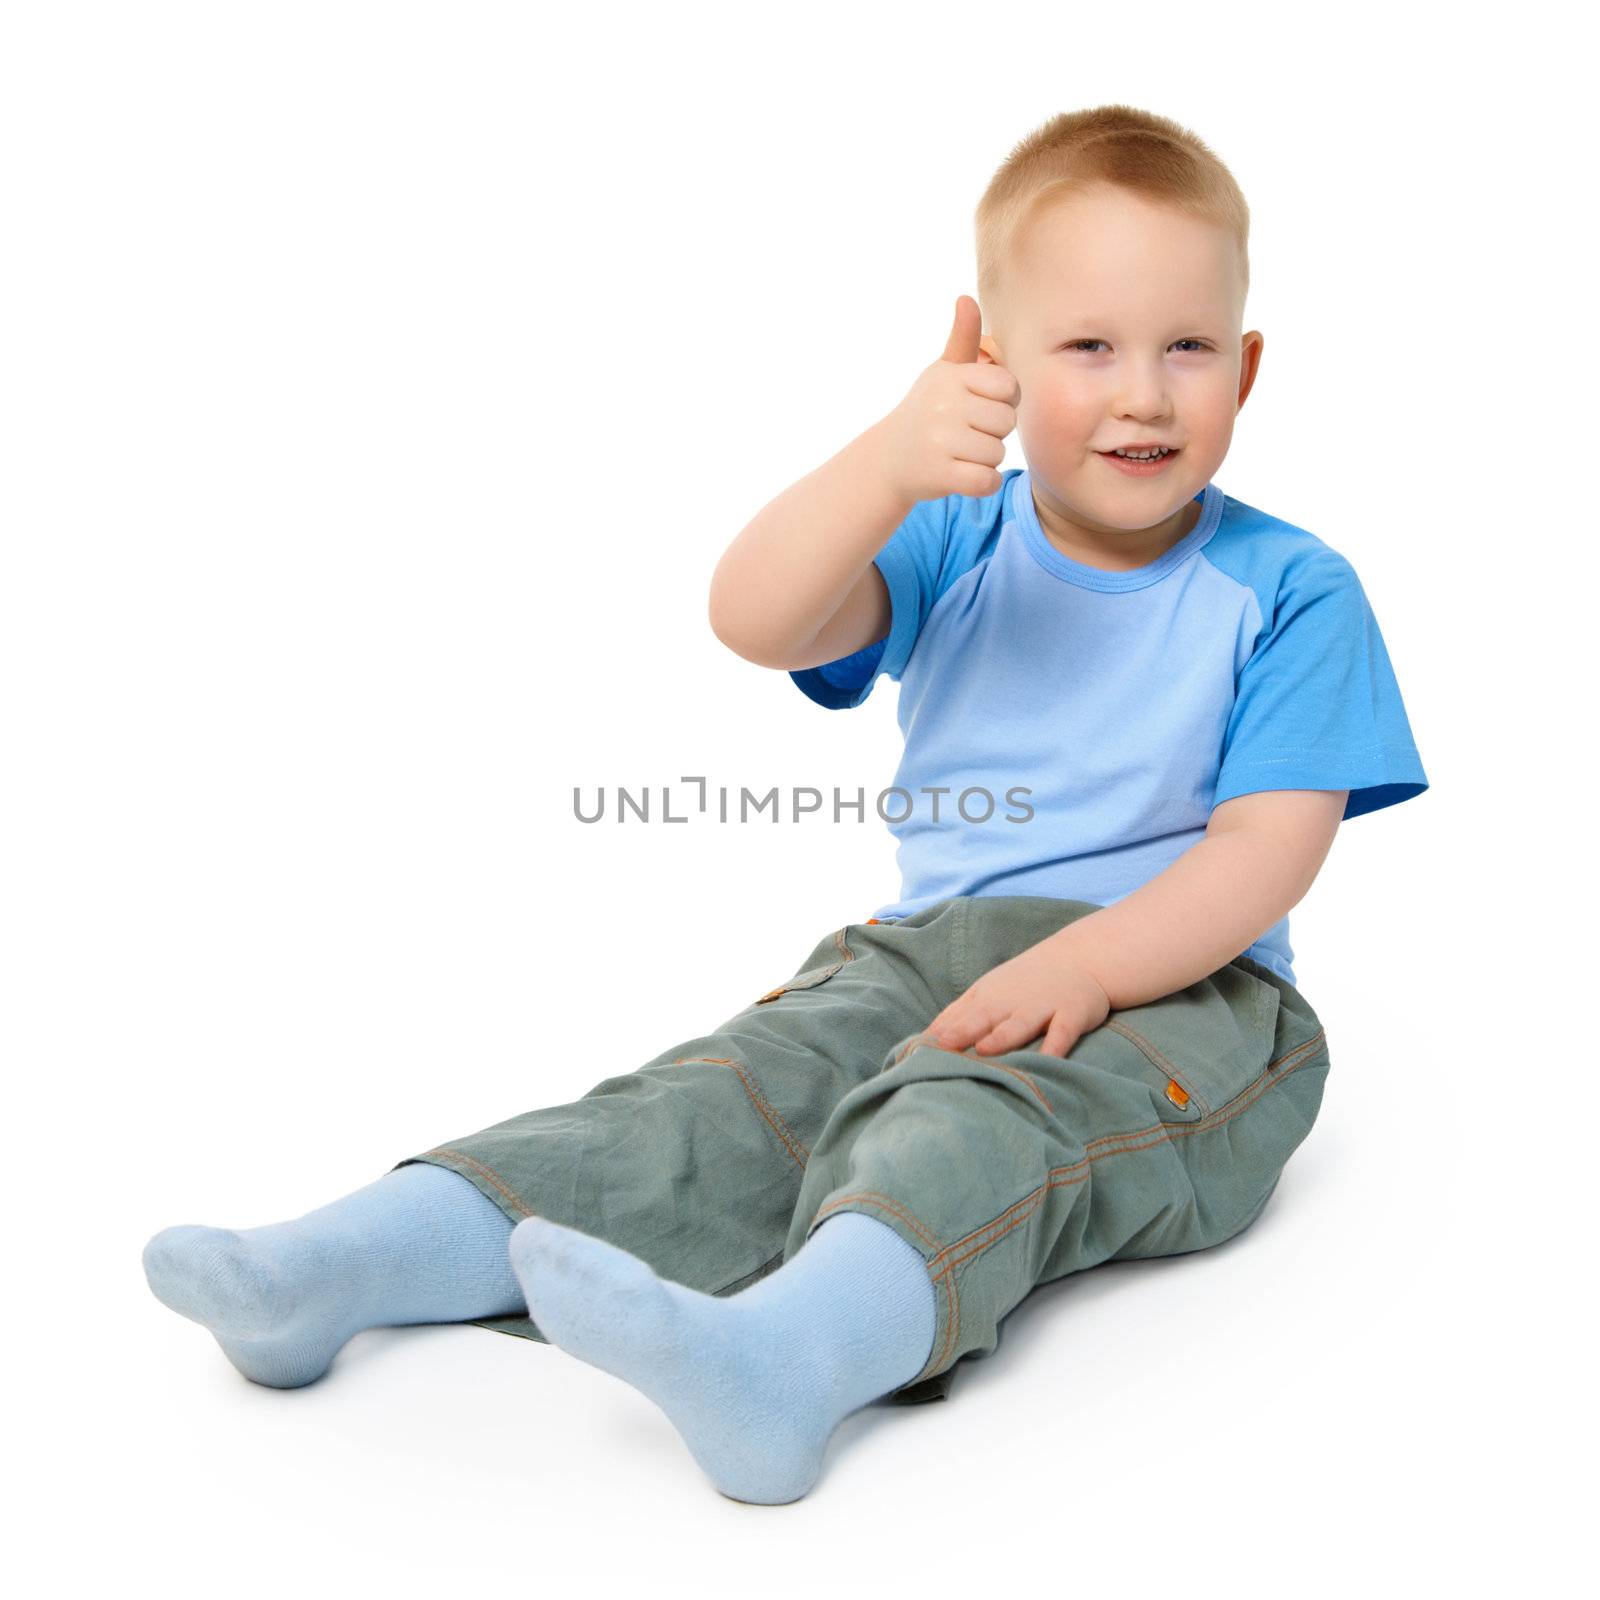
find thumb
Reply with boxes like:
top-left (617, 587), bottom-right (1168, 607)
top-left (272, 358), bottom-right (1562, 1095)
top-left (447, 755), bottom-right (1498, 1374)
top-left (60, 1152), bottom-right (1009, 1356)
top-left (940, 294), bottom-right (983, 365)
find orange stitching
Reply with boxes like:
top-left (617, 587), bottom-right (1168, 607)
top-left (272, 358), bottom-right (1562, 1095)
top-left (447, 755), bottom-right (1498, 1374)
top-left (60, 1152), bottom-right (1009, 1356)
top-left (996, 1061), bottom-right (1053, 1112)
top-left (885, 1031), bottom-right (1053, 1113)
top-left (1102, 1018), bottom-right (1204, 1110)
top-left (918, 1257), bottom-right (957, 1381)
top-left (670, 1056), bottom-right (810, 1169)
top-left (959, 1055), bottom-right (1053, 1113)
top-left (757, 926), bottom-right (857, 1005)
top-left (934, 1189), bottom-right (1054, 1293)
top-left (421, 1149), bottom-right (533, 1219)
top-left (830, 1027), bottom-right (1328, 1378)
top-left (927, 1261), bottom-right (958, 1380)
top-left (931, 1033), bottom-right (1327, 1272)
top-left (890, 1032), bottom-right (925, 1066)
top-left (1077, 1030), bottom-right (1324, 1157)
top-left (811, 1188), bottom-right (945, 1252)
top-left (927, 1035), bottom-right (1324, 1370)
top-left (925, 1030), bottom-right (1327, 1274)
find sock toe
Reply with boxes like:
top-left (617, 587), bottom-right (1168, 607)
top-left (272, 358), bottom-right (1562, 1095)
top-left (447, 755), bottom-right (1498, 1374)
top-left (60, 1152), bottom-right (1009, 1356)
top-left (143, 1225), bottom-right (282, 1340)
top-left (142, 1223), bottom-right (356, 1388)
top-left (509, 1217), bottom-right (676, 1366)
top-left (506, 1219), bottom-right (834, 1504)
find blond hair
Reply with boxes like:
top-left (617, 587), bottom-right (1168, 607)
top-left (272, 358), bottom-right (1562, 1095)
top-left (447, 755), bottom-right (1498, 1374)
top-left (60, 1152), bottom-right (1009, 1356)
top-left (975, 105), bottom-right (1251, 321)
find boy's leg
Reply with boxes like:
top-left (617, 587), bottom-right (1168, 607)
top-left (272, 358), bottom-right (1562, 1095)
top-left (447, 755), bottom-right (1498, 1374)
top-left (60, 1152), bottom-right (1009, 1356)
top-left (505, 1205), bottom-right (939, 1504)
top-left (783, 895), bottom-right (1332, 1399)
top-left (386, 901), bottom-right (970, 1344)
top-left (142, 1161), bottom-right (524, 1387)
top-left (465, 896), bottom-right (1321, 1504)
top-left (143, 904), bottom-right (963, 1393)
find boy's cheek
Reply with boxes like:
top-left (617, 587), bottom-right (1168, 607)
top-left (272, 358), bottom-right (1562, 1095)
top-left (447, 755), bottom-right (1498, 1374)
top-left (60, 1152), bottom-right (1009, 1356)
top-left (1021, 401), bottom-right (1097, 460)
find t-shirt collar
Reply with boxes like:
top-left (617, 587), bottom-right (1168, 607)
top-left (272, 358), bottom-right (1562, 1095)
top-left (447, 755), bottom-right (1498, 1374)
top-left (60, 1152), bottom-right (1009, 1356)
top-left (1012, 469), bottom-right (1224, 592)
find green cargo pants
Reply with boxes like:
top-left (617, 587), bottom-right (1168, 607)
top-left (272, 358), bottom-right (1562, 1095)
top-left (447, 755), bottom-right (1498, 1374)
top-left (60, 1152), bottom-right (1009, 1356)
top-left (391, 895), bottom-right (1330, 1405)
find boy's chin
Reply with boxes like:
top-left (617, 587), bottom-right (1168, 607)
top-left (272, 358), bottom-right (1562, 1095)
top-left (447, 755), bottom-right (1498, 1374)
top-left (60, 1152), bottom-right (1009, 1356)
top-left (1043, 465), bottom-right (1199, 514)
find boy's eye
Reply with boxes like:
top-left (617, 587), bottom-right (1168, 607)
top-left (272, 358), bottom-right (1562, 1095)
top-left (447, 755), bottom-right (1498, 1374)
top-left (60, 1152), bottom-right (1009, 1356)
top-left (1061, 338), bottom-right (1212, 354)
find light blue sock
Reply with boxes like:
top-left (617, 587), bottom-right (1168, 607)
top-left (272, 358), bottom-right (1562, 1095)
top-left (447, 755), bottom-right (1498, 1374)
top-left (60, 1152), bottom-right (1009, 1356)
top-left (508, 1208), bottom-right (938, 1505)
top-left (142, 1161), bottom-right (523, 1388)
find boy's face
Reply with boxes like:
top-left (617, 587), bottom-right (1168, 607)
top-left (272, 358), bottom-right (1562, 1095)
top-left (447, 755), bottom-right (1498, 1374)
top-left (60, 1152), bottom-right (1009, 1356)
top-left (980, 184), bottom-right (1262, 550)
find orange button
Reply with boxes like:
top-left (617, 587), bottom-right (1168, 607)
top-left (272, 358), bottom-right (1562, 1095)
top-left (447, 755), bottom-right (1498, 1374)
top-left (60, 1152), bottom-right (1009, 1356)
top-left (1165, 1079), bottom-right (1190, 1108)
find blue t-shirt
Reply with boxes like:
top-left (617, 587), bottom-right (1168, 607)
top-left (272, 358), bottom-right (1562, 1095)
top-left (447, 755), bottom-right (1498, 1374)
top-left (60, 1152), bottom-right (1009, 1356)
top-left (790, 467), bottom-right (1428, 986)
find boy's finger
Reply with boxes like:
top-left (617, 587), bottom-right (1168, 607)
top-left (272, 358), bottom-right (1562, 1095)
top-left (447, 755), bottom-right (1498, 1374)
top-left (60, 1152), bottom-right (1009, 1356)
top-left (940, 294), bottom-right (983, 365)
top-left (967, 361), bottom-right (1022, 408)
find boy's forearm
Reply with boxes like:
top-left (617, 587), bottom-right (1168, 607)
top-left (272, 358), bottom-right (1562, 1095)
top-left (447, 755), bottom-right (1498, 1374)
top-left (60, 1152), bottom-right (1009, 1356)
top-left (708, 419), bottom-right (914, 668)
top-left (1044, 801), bottom-right (1340, 1009)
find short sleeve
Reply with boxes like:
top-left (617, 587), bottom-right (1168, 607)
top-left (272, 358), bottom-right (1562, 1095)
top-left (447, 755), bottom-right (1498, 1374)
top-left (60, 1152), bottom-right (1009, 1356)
top-left (788, 494), bottom-right (952, 710)
top-left (1212, 548), bottom-right (1429, 821)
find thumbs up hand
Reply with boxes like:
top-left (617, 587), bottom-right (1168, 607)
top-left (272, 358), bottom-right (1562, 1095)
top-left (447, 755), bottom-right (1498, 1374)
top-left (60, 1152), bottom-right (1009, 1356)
top-left (879, 295), bottom-right (1021, 503)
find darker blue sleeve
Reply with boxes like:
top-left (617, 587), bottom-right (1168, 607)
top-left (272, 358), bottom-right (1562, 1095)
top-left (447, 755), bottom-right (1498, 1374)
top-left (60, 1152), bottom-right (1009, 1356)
top-left (1213, 549), bottom-right (1429, 821)
top-left (789, 494), bottom-right (951, 710)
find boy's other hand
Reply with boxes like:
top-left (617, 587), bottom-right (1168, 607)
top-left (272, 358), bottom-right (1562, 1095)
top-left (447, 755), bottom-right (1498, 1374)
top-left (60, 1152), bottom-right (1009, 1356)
top-left (878, 294), bottom-right (1020, 504)
top-left (922, 942), bottom-right (1112, 1060)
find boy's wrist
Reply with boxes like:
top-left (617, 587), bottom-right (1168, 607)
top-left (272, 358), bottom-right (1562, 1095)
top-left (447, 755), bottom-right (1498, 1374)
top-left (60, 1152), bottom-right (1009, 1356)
top-left (858, 413), bottom-right (921, 514)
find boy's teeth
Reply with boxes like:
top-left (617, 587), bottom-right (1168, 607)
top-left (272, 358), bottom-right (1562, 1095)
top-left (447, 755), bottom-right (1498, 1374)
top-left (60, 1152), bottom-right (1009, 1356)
top-left (1113, 447), bottom-right (1170, 460)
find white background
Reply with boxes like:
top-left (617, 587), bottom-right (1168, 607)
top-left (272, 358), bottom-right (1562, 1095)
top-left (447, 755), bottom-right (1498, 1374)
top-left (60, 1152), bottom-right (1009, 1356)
top-left (4, 1), bottom-right (1590, 1593)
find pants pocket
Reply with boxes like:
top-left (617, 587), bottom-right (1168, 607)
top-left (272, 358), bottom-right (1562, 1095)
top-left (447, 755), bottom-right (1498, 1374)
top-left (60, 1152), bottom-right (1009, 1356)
top-left (1096, 958), bottom-right (1284, 1119)
top-left (752, 924), bottom-right (858, 1005)
top-left (753, 961), bottom-right (846, 1004)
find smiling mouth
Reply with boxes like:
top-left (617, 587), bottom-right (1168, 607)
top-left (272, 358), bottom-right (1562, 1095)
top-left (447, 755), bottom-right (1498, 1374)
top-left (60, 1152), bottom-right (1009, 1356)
top-left (1095, 446), bottom-right (1182, 476)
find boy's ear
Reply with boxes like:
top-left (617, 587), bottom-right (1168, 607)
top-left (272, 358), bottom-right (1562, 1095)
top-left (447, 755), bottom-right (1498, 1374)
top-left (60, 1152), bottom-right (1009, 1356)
top-left (977, 332), bottom-right (1001, 365)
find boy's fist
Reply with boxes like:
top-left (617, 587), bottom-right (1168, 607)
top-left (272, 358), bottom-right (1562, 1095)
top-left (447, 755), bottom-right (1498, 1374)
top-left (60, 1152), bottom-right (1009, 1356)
top-left (880, 294), bottom-right (1021, 503)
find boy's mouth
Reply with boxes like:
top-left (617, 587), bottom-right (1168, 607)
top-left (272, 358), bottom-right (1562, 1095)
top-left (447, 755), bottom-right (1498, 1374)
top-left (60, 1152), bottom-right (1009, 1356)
top-left (1096, 446), bottom-right (1181, 476)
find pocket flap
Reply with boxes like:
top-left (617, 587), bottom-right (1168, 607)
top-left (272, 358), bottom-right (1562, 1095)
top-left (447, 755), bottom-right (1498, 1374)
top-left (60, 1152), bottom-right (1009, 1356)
top-left (754, 961), bottom-right (845, 1004)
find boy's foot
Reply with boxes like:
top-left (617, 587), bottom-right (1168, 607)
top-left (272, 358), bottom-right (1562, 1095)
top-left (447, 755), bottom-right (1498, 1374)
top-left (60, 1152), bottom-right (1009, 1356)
top-left (508, 1210), bottom-right (937, 1505)
top-left (141, 1164), bottom-right (524, 1387)
top-left (141, 1222), bottom-right (366, 1388)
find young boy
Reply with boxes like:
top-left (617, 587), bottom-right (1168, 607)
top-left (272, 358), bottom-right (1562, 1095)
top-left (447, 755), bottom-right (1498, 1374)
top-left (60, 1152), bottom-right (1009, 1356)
top-left (142, 105), bottom-right (1427, 1507)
